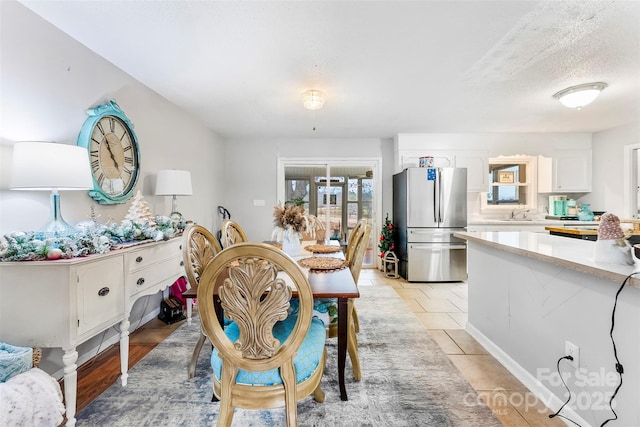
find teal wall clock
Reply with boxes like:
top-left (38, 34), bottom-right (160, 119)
top-left (77, 100), bottom-right (141, 204)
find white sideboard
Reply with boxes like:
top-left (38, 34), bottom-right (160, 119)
top-left (0, 237), bottom-right (184, 426)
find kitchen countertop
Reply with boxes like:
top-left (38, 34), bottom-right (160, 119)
top-left (467, 218), bottom-right (600, 226)
top-left (453, 230), bottom-right (640, 288)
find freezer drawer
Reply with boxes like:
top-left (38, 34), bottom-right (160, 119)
top-left (407, 228), bottom-right (466, 243)
top-left (407, 243), bottom-right (467, 282)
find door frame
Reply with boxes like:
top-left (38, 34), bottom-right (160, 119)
top-left (277, 157), bottom-right (383, 268)
top-left (624, 143), bottom-right (640, 218)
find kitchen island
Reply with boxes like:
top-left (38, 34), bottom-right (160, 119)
top-left (454, 231), bottom-right (639, 427)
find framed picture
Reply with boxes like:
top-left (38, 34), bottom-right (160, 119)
top-left (498, 171), bottom-right (515, 183)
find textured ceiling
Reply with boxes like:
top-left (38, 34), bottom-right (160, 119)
top-left (19, 0), bottom-right (640, 139)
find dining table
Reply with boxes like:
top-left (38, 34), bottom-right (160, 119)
top-left (212, 241), bottom-right (360, 401)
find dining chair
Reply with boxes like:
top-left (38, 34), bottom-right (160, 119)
top-left (198, 243), bottom-right (326, 427)
top-left (343, 223), bottom-right (371, 381)
top-left (308, 221), bottom-right (370, 381)
top-left (182, 224), bottom-right (223, 379)
top-left (220, 219), bottom-right (248, 248)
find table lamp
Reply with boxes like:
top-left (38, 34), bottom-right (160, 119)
top-left (155, 169), bottom-right (192, 220)
top-left (10, 142), bottom-right (93, 238)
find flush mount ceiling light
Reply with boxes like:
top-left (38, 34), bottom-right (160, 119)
top-left (553, 82), bottom-right (607, 109)
top-left (302, 89), bottom-right (325, 110)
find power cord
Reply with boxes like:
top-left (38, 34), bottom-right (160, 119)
top-left (599, 271), bottom-right (639, 427)
top-left (548, 355), bottom-right (581, 426)
top-left (548, 271), bottom-right (639, 427)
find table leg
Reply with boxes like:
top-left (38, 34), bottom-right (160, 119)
top-left (337, 297), bottom-right (348, 401)
top-left (62, 347), bottom-right (78, 427)
top-left (186, 297), bottom-right (193, 325)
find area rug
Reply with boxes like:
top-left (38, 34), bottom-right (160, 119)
top-left (77, 286), bottom-right (500, 426)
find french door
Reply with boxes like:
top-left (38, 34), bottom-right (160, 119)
top-left (277, 158), bottom-right (381, 268)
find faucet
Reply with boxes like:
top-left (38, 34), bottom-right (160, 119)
top-left (511, 207), bottom-right (530, 220)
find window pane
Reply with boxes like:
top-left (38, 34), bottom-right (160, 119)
top-left (348, 178), bottom-right (358, 201)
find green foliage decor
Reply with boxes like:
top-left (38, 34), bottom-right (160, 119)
top-left (0, 215), bottom-right (185, 262)
top-left (378, 213), bottom-right (395, 258)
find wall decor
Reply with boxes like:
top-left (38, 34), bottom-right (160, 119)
top-left (498, 171), bottom-right (515, 184)
top-left (77, 100), bottom-right (140, 204)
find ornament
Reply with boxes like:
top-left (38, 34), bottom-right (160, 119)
top-left (47, 248), bottom-right (63, 260)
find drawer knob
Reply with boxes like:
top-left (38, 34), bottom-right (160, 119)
top-left (98, 287), bottom-right (110, 297)
top-left (179, 245), bottom-right (182, 250)
top-left (137, 278), bottom-right (145, 286)
top-left (180, 261), bottom-right (184, 266)
top-left (136, 256), bottom-right (143, 263)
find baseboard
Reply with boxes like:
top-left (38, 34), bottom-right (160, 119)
top-left (52, 307), bottom-right (160, 380)
top-left (466, 322), bottom-right (591, 427)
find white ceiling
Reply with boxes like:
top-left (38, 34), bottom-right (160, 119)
top-left (20, 0), bottom-right (640, 139)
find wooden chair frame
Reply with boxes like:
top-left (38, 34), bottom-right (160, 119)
top-left (220, 219), bottom-right (248, 248)
top-left (198, 243), bottom-right (325, 426)
top-left (182, 224), bottom-right (223, 379)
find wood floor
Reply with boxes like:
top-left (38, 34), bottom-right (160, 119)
top-left (70, 317), bottom-right (184, 413)
top-left (70, 269), bottom-right (564, 426)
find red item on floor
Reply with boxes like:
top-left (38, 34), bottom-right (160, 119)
top-left (169, 276), bottom-right (191, 308)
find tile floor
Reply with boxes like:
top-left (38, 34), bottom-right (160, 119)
top-left (358, 268), bottom-right (566, 427)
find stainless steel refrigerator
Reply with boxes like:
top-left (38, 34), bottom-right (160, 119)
top-left (393, 167), bottom-right (467, 282)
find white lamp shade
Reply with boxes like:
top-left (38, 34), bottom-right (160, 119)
top-left (155, 170), bottom-right (193, 196)
top-left (10, 142), bottom-right (93, 190)
top-left (553, 82), bottom-right (607, 109)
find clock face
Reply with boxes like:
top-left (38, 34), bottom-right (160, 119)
top-left (89, 115), bottom-right (138, 197)
top-left (78, 100), bottom-right (141, 204)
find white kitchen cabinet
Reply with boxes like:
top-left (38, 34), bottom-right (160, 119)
top-left (0, 238), bottom-right (184, 427)
top-left (398, 149), bottom-right (488, 192)
top-left (455, 151), bottom-right (489, 192)
top-left (538, 149), bottom-right (592, 193)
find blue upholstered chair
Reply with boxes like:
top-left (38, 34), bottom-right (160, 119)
top-left (197, 243), bottom-right (326, 427)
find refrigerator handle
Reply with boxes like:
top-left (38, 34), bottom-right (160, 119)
top-left (437, 169), bottom-right (442, 223)
top-left (432, 174), bottom-right (438, 223)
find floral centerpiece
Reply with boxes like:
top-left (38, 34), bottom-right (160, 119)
top-left (272, 202), bottom-right (319, 255)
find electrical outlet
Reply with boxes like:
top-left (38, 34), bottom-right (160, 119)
top-left (565, 341), bottom-right (580, 368)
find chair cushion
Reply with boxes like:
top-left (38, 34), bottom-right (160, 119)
top-left (289, 298), bottom-right (338, 327)
top-left (211, 316), bottom-right (326, 386)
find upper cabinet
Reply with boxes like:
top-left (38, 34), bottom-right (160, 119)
top-left (398, 150), bottom-right (488, 192)
top-left (538, 149), bottom-right (592, 193)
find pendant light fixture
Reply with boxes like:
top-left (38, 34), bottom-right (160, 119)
top-left (553, 82), bottom-right (607, 110)
top-left (302, 90), bottom-right (325, 110)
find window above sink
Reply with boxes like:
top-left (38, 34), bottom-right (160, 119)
top-left (481, 155), bottom-right (537, 213)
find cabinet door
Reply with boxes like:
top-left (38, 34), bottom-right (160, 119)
top-left (456, 151), bottom-right (488, 192)
top-left (553, 150), bottom-right (592, 192)
top-left (76, 257), bottom-right (125, 338)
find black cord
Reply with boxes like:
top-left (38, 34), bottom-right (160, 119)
top-left (600, 271), bottom-right (639, 427)
top-left (549, 355), bottom-right (581, 426)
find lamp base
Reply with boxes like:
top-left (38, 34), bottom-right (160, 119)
top-left (34, 192), bottom-right (80, 239)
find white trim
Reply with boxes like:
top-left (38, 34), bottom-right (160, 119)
top-left (466, 322), bottom-right (592, 427)
top-left (276, 157), bottom-right (383, 267)
top-left (623, 143), bottom-right (640, 219)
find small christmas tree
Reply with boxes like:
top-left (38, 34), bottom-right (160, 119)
top-left (124, 191), bottom-right (156, 228)
top-left (378, 213), bottom-right (394, 258)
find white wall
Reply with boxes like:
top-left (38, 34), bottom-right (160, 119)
top-left (0, 2), bottom-right (225, 374)
top-left (222, 137), bottom-right (394, 241)
top-left (583, 122), bottom-right (640, 217)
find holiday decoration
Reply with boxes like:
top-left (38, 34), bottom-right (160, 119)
top-left (378, 213), bottom-right (394, 258)
top-left (0, 192), bottom-right (186, 262)
top-left (123, 191), bottom-right (156, 228)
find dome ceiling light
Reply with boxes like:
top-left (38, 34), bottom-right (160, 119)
top-left (553, 82), bottom-right (607, 110)
top-left (302, 89), bottom-right (325, 110)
